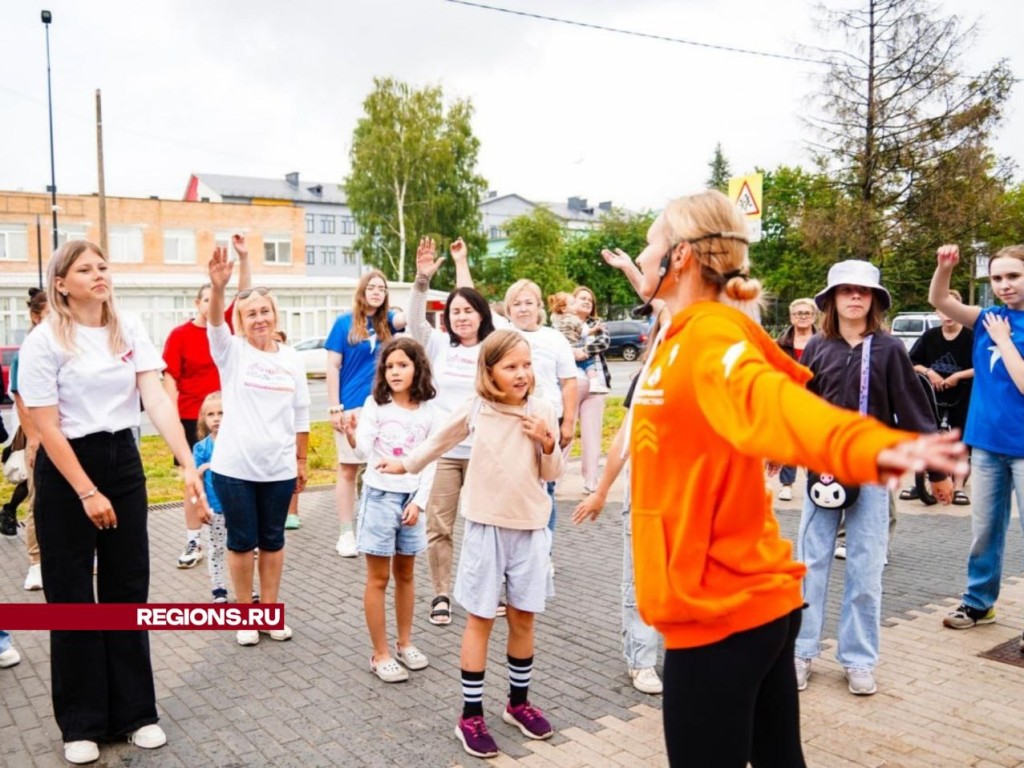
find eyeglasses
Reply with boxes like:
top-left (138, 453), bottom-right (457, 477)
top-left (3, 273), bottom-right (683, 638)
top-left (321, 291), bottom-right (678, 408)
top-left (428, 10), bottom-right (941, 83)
top-left (791, 311), bottom-right (815, 318)
top-left (236, 287), bottom-right (270, 300)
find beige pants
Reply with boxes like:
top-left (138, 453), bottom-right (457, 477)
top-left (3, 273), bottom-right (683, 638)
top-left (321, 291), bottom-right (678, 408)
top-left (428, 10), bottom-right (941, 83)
top-left (25, 463), bottom-right (39, 564)
top-left (426, 457), bottom-right (469, 598)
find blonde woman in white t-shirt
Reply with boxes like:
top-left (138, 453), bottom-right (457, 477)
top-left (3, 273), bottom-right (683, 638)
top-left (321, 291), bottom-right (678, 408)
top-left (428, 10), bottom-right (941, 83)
top-left (19, 240), bottom-right (205, 766)
top-left (206, 246), bottom-right (312, 646)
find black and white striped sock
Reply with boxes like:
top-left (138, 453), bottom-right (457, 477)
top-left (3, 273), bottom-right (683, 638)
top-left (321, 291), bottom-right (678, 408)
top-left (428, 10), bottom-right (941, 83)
top-left (508, 655), bottom-right (533, 707)
top-left (461, 669), bottom-right (485, 718)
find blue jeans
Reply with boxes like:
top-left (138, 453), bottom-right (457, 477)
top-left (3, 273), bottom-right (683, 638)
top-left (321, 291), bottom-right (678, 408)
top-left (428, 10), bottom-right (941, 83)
top-left (0, 630), bottom-right (12, 654)
top-left (779, 466), bottom-right (797, 486)
top-left (546, 481), bottom-right (557, 534)
top-left (795, 484), bottom-right (888, 670)
top-left (962, 448), bottom-right (1024, 611)
top-left (622, 505), bottom-right (659, 669)
top-left (211, 473), bottom-right (295, 553)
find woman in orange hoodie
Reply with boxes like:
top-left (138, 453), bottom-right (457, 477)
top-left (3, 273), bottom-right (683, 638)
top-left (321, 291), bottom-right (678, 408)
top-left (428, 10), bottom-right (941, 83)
top-left (628, 190), bottom-right (967, 767)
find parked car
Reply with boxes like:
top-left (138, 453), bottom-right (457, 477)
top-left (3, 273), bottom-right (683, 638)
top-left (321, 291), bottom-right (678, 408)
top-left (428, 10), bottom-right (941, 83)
top-left (1, 346), bottom-right (18, 403)
top-left (890, 312), bottom-right (941, 352)
top-left (292, 336), bottom-right (327, 377)
top-left (604, 320), bottom-right (648, 361)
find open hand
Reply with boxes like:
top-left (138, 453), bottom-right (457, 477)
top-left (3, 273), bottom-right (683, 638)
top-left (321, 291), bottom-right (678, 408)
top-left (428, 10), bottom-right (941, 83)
top-left (601, 248), bottom-right (634, 271)
top-left (231, 234), bottom-right (249, 261)
top-left (572, 490), bottom-right (606, 524)
top-left (416, 237), bottom-right (444, 280)
top-left (876, 430), bottom-right (968, 492)
top-left (983, 314), bottom-right (1013, 345)
top-left (208, 246), bottom-right (234, 290)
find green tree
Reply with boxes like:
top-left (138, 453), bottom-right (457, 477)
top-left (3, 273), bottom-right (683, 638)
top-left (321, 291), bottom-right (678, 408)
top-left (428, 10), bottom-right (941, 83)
top-left (345, 78), bottom-right (488, 281)
top-left (502, 208), bottom-right (570, 299)
top-left (706, 143), bottom-right (732, 193)
top-left (805, 0), bottom-right (1014, 310)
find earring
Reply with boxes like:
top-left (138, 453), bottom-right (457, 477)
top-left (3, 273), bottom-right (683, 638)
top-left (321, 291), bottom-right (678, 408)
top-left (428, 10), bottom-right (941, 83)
top-left (61, 290), bottom-right (69, 297)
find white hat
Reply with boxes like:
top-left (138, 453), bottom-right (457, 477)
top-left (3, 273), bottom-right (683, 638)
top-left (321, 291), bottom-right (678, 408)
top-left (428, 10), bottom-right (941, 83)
top-left (814, 259), bottom-right (892, 311)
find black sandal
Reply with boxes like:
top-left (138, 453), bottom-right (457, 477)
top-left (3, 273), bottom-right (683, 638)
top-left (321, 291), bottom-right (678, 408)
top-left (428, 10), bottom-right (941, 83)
top-left (898, 487), bottom-right (920, 501)
top-left (952, 490), bottom-right (971, 506)
top-left (429, 595), bottom-right (451, 626)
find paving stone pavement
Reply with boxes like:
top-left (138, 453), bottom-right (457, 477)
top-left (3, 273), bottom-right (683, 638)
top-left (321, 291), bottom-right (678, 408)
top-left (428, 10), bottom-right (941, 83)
top-left (2, 465), bottom-right (1024, 767)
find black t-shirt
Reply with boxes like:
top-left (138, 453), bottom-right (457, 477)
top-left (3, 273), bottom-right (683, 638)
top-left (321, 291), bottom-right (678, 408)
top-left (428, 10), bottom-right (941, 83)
top-left (909, 326), bottom-right (974, 407)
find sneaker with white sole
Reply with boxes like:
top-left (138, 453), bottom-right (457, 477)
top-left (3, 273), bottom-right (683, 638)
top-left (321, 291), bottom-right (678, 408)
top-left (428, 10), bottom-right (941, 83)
top-left (236, 630), bottom-right (260, 646)
top-left (845, 666), bottom-right (877, 695)
top-left (0, 647), bottom-right (21, 668)
top-left (778, 485), bottom-right (793, 501)
top-left (629, 666), bottom-right (663, 694)
top-left (64, 740), bottom-right (100, 764)
top-left (127, 724), bottom-right (167, 749)
top-left (794, 656), bottom-right (811, 691)
top-left (943, 603), bottom-right (996, 629)
top-left (176, 540), bottom-right (203, 569)
top-left (395, 643), bottom-right (429, 670)
top-left (335, 530), bottom-right (357, 557)
top-left (23, 563), bottom-right (43, 591)
top-left (834, 544), bottom-right (847, 560)
top-left (259, 625), bottom-right (293, 642)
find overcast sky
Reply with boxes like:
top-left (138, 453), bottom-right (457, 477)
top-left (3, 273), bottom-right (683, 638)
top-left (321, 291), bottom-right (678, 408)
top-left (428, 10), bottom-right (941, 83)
top-left (1, 0), bottom-right (1020, 212)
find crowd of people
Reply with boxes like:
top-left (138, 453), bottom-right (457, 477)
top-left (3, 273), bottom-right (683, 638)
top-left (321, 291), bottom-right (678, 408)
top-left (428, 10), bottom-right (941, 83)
top-left (3, 190), bottom-right (1022, 765)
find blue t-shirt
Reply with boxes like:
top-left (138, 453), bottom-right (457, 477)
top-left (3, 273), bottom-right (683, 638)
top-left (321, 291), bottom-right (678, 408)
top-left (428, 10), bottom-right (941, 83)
top-left (964, 306), bottom-right (1024, 456)
top-left (193, 436), bottom-right (223, 514)
top-left (324, 310), bottom-right (398, 409)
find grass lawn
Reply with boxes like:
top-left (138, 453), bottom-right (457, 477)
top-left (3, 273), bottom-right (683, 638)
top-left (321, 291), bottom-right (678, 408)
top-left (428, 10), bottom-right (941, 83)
top-left (1, 397), bottom-right (626, 509)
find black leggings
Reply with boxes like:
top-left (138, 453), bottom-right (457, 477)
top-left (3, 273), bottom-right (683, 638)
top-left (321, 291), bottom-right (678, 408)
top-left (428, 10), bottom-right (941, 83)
top-left (662, 609), bottom-right (806, 768)
top-left (3, 479), bottom-right (29, 511)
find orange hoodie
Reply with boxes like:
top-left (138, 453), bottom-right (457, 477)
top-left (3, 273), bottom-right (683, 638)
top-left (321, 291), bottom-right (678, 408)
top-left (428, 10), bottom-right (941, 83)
top-left (630, 301), bottom-right (917, 649)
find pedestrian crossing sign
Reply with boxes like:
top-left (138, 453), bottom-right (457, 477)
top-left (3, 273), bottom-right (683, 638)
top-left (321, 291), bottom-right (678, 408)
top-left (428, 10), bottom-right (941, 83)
top-left (727, 173), bottom-right (763, 243)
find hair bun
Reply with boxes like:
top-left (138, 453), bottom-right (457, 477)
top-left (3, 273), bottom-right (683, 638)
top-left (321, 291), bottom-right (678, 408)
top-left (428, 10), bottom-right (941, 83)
top-left (28, 287), bottom-right (42, 298)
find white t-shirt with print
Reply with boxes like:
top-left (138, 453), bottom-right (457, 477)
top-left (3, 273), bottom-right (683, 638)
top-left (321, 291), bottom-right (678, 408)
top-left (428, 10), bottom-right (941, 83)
top-left (515, 326), bottom-right (576, 418)
top-left (353, 397), bottom-right (438, 508)
top-left (207, 322), bottom-right (312, 482)
top-left (424, 330), bottom-right (482, 460)
top-left (18, 313), bottom-right (164, 439)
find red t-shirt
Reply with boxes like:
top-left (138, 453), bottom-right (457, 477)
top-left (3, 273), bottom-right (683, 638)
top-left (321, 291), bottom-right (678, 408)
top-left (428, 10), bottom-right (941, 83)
top-left (162, 303), bottom-right (235, 420)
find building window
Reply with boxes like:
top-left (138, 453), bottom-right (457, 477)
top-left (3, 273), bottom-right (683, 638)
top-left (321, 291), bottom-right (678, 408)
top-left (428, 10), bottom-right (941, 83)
top-left (56, 225), bottom-right (89, 246)
top-left (305, 214), bottom-right (314, 234)
top-left (342, 247), bottom-right (356, 265)
top-left (0, 224), bottom-right (28, 261)
top-left (321, 246), bottom-right (336, 266)
top-left (340, 216), bottom-right (356, 235)
top-left (305, 246), bottom-right (315, 265)
top-left (164, 228), bottom-right (197, 264)
top-left (109, 226), bottom-right (144, 263)
top-left (264, 235), bottom-right (292, 265)
top-left (320, 215), bottom-right (335, 234)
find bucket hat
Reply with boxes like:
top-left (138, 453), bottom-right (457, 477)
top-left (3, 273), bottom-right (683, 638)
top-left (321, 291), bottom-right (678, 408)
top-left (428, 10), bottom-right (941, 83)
top-left (814, 259), bottom-right (891, 311)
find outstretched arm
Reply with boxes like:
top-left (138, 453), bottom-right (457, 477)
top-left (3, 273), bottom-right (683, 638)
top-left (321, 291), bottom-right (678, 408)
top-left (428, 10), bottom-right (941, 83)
top-left (603, 248), bottom-right (645, 298)
top-left (573, 420), bottom-right (629, 524)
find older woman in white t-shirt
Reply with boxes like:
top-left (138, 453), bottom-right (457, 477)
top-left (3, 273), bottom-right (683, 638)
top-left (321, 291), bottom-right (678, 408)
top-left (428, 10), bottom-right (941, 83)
top-left (206, 246), bottom-right (311, 646)
top-left (19, 240), bottom-right (205, 766)
top-left (406, 236), bottom-right (500, 625)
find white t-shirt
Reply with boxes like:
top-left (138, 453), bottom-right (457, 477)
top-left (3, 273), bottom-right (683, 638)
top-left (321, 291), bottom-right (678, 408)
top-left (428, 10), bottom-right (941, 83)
top-left (18, 313), bottom-right (164, 439)
top-left (207, 322), bottom-right (312, 482)
top-left (424, 330), bottom-right (482, 460)
top-left (515, 326), bottom-right (576, 418)
top-left (353, 397), bottom-right (438, 508)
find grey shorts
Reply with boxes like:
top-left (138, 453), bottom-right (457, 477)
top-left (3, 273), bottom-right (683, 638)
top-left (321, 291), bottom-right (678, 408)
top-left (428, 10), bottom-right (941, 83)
top-left (453, 520), bottom-right (554, 619)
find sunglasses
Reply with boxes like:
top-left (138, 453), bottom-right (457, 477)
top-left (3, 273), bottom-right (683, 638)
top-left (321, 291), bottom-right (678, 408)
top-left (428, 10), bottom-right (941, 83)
top-left (236, 287), bottom-right (271, 300)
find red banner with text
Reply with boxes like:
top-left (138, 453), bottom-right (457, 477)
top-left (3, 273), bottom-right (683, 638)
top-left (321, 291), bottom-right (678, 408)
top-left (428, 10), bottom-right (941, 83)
top-left (0, 604), bottom-right (285, 631)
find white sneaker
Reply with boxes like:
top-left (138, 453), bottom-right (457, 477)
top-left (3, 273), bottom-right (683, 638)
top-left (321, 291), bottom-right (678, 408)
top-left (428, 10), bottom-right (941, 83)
top-left (629, 667), bottom-right (663, 694)
top-left (794, 656), bottom-right (811, 691)
top-left (259, 625), bottom-right (293, 642)
top-left (236, 630), bottom-right (260, 646)
top-left (64, 740), bottom-right (99, 764)
top-left (335, 530), bottom-right (357, 558)
top-left (0, 647), bottom-right (21, 668)
top-left (176, 540), bottom-right (203, 569)
top-left (834, 544), bottom-right (847, 560)
top-left (127, 724), bottom-right (167, 749)
top-left (23, 563), bottom-right (43, 591)
top-left (845, 666), bottom-right (877, 695)
top-left (778, 485), bottom-right (793, 501)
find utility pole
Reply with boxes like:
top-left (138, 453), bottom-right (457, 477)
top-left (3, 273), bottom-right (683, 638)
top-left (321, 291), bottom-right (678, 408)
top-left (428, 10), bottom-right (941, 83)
top-left (96, 89), bottom-right (108, 255)
top-left (42, 10), bottom-right (58, 251)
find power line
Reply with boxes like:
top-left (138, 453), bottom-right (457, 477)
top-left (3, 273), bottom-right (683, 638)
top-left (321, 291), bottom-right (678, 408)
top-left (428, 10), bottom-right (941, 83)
top-left (444, 0), bottom-right (828, 66)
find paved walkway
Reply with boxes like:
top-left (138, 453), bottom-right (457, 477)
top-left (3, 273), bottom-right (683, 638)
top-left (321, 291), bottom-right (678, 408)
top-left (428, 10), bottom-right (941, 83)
top-left (1, 463), bottom-right (1023, 767)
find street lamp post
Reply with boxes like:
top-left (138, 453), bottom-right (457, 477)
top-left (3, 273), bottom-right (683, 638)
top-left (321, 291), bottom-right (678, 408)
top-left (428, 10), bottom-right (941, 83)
top-left (42, 9), bottom-right (58, 253)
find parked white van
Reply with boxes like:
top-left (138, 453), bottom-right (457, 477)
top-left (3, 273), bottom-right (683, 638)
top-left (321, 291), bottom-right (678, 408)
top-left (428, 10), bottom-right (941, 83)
top-left (890, 312), bottom-right (941, 351)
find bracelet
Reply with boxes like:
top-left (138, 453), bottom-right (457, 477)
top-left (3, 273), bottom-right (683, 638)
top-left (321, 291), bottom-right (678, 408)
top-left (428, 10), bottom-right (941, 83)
top-left (296, 456), bottom-right (307, 461)
top-left (328, 405), bottom-right (344, 414)
top-left (78, 486), bottom-right (98, 501)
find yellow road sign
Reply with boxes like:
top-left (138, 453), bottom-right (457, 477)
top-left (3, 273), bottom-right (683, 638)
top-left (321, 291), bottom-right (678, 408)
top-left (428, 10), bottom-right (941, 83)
top-left (728, 173), bottom-right (763, 243)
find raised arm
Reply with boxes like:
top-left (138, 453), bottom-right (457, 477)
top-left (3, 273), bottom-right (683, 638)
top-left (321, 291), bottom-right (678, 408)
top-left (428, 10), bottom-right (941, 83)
top-left (232, 234), bottom-right (252, 293)
top-left (408, 237), bottom-right (444, 345)
top-left (929, 244), bottom-right (981, 328)
top-left (603, 247), bottom-right (645, 298)
top-left (207, 246), bottom-right (233, 328)
top-left (451, 237), bottom-right (474, 289)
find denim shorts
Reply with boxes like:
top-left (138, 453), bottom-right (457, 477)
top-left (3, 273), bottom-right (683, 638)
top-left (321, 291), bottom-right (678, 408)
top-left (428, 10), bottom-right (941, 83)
top-left (357, 487), bottom-right (427, 557)
top-left (211, 473), bottom-right (295, 553)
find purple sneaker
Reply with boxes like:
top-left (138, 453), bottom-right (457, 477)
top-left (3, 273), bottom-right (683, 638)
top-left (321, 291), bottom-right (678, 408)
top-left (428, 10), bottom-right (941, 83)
top-left (502, 701), bottom-right (553, 740)
top-left (455, 715), bottom-right (499, 758)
